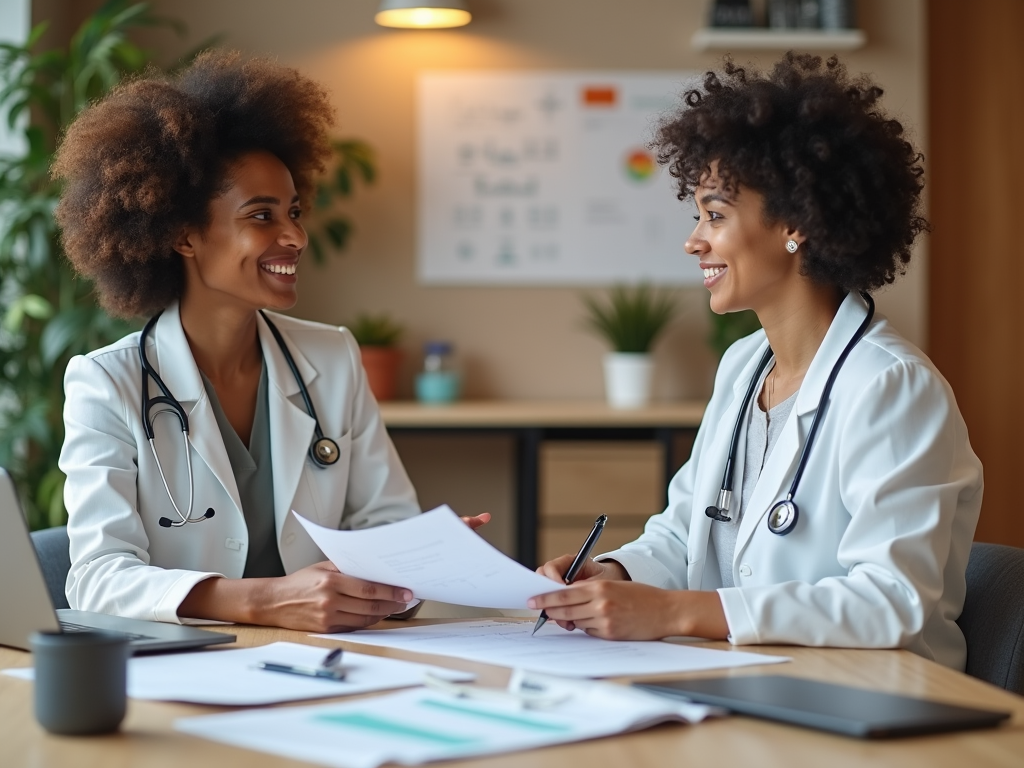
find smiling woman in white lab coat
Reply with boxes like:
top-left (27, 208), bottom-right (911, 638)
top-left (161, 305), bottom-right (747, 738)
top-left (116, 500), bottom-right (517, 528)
top-left (531, 55), bottom-right (983, 670)
top-left (53, 52), bottom-right (486, 633)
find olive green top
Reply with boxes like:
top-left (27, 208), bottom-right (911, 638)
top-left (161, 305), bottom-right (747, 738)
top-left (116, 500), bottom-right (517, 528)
top-left (200, 360), bottom-right (285, 578)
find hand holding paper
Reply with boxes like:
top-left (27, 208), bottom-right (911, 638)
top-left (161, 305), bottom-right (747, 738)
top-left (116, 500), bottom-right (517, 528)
top-left (294, 506), bottom-right (565, 609)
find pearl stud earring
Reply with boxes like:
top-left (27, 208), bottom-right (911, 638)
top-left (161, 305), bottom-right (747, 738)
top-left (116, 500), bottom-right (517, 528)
top-left (786, 239), bottom-right (799, 253)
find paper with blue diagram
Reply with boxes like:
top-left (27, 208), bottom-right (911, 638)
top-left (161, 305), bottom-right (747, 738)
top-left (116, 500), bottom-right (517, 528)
top-left (293, 505), bottom-right (567, 609)
top-left (175, 670), bottom-right (718, 768)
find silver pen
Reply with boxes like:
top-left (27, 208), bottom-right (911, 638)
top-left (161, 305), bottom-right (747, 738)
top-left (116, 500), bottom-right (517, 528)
top-left (532, 514), bottom-right (608, 636)
top-left (257, 647), bottom-right (346, 680)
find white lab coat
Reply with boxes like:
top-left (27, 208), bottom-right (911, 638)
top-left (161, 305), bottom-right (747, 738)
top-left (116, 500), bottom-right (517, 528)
top-left (59, 303), bottom-right (420, 623)
top-left (598, 293), bottom-right (982, 670)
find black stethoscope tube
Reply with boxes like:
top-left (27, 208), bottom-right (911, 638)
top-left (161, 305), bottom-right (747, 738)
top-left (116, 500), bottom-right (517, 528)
top-left (705, 293), bottom-right (875, 535)
top-left (257, 311), bottom-right (341, 468)
top-left (139, 310), bottom-right (339, 528)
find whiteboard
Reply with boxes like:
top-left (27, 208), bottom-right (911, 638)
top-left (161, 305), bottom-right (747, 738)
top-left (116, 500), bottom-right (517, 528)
top-left (417, 71), bottom-right (703, 285)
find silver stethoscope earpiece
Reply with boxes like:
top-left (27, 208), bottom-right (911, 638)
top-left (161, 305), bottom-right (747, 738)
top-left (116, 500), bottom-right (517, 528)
top-left (140, 310), bottom-right (339, 529)
top-left (706, 293), bottom-right (874, 536)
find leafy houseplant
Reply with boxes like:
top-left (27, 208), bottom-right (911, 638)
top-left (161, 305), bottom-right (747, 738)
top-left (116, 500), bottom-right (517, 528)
top-left (306, 139), bottom-right (376, 264)
top-left (582, 285), bottom-right (678, 408)
top-left (348, 313), bottom-right (404, 402)
top-left (0, 1), bottom-right (183, 530)
top-left (707, 308), bottom-right (761, 359)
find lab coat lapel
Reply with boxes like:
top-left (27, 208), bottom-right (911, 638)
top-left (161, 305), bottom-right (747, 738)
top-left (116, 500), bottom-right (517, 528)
top-left (150, 303), bottom-right (242, 515)
top-left (734, 293), bottom-right (873, 553)
top-left (687, 336), bottom-right (769, 589)
top-left (256, 312), bottom-right (320, 531)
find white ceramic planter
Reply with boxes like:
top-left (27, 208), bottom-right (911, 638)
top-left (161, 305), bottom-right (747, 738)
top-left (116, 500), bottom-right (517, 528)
top-left (603, 352), bottom-right (654, 409)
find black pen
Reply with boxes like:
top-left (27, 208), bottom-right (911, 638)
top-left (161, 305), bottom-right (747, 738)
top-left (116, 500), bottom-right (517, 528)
top-left (532, 514), bottom-right (608, 636)
top-left (257, 647), bottom-right (346, 681)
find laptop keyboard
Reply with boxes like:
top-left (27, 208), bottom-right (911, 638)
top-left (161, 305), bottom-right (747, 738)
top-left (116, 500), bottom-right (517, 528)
top-left (59, 621), bottom-right (153, 642)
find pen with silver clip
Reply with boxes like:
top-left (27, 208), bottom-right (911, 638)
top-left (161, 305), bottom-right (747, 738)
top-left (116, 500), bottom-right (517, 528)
top-left (532, 514), bottom-right (607, 636)
top-left (257, 647), bottom-right (346, 680)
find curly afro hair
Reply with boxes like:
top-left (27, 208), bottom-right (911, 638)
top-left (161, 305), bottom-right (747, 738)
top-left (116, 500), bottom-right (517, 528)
top-left (52, 50), bottom-right (334, 318)
top-left (655, 53), bottom-right (928, 292)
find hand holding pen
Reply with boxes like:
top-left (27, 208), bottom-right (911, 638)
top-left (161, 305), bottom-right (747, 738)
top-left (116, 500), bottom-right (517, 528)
top-left (531, 515), bottom-right (607, 636)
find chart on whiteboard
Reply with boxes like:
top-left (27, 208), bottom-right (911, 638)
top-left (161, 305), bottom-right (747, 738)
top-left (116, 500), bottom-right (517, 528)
top-left (418, 71), bottom-right (702, 285)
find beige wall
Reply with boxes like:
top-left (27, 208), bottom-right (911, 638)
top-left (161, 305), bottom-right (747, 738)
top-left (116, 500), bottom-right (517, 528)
top-left (63, 0), bottom-right (927, 401)
top-left (51, 0), bottom-right (928, 553)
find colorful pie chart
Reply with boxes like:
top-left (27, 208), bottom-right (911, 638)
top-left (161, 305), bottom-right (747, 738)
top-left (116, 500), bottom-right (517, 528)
top-left (625, 149), bottom-right (656, 182)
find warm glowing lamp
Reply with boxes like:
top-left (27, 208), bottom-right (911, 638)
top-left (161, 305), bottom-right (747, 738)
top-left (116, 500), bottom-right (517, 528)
top-left (375, 1), bottom-right (471, 29)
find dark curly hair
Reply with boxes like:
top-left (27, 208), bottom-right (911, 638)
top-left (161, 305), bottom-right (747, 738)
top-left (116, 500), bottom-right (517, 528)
top-left (655, 53), bottom-right (927, 292)
top-left (52, 50), bottom-right (334, 318)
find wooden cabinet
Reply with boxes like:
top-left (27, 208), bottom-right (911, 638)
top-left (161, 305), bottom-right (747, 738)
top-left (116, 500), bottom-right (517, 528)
top-left (538, 441), bottom-right (664, 563)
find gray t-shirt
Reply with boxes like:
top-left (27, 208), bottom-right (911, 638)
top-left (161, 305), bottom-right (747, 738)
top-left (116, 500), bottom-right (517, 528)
top-left (200, 360), bottom-right (285, 578)
top-left (712, 375), bottom-right (797, 588)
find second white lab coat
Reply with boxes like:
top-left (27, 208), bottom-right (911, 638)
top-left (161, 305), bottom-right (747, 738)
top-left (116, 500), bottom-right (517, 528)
top-left (598, 293), bottom-right (982, 670)
top-left (59, 304), bottom-right (420, 623)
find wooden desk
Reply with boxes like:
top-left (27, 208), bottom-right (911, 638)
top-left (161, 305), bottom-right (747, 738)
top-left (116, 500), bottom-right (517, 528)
top-left (2, 622), bottom-right (1022, 767)
top-left (378, 401), bottom-right (705, 568)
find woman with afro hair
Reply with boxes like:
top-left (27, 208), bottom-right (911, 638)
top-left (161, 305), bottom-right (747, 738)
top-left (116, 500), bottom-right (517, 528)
top-left (532, 54), bottom-right (982, 670)
top-left (55, 51), bottom-right (487, 632)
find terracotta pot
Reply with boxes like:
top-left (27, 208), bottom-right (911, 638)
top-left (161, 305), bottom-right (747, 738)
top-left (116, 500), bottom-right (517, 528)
top-left (359, 346), bottom-right (402, 402)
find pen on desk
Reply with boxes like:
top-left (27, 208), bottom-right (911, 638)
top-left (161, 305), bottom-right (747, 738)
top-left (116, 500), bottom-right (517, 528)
top-left (257, 647), bottom-right (346, 681)
top-left (532, 514), bottom-right (607, 636)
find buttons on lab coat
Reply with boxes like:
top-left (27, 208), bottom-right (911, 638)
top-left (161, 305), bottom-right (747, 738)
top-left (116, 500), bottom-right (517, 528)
top-left (284, 532), bottom-right (296, 546)
top-left (739, 564), bottom-right (752, 577)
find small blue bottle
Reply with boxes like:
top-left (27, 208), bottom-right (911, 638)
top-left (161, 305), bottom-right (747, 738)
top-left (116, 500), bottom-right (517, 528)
top-left (415, 341), bottom-right (461, 404)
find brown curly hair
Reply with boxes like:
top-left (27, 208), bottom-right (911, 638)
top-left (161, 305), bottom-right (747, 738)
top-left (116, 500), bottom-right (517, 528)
top-left (52, 50), bottom-right (334, 318)
top-left (655, 53), bottom-right (928, 292)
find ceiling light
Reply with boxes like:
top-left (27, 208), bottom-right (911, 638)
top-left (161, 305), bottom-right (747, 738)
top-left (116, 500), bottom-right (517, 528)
top-left (375, 1), bottom-right (471, 29)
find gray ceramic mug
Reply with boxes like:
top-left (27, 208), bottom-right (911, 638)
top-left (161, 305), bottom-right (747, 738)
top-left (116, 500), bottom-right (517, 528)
top-left (30, 630), bottom-right (129, 735)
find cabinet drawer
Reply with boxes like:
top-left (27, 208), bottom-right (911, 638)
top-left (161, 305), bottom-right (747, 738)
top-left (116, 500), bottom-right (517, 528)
top-left (539, 441), bottom-right (664, 519)
top-left (538, 521), bottom-right (647, 566)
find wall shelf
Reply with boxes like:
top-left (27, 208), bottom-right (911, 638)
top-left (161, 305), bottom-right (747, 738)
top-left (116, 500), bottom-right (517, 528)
top-left (691, 28), bottom-right (866, 51)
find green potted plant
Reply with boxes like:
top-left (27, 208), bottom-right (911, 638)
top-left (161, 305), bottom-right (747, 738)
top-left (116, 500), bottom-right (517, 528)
top-left (707, 307), bottom-right (761, 359)
top-left (348, 313), bottom-right (404, 402)
top-left (581, 285), bottom-right (678, 408)
top-left (0, 1), bottom-right (199, 529)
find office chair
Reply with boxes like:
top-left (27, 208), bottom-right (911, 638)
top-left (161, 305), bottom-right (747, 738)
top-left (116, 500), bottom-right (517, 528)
top-left (29, 525), bottom-right (71, 610)
top-left (957, 542), bottom-right (1024, 695)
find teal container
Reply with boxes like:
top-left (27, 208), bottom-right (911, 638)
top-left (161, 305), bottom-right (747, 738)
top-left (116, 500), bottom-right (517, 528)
top-left (415, 371), bottom-right (461, 404)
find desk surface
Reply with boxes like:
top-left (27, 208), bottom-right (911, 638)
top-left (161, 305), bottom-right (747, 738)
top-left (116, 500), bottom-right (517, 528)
top-left (2, 621), bottom-right (1023, 768)
top-left (378, 400), bottom-right (706, 428)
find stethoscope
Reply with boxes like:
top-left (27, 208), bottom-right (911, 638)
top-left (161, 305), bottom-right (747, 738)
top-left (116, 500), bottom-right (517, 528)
top-left (140, 310), bottom-right (340, 529)
top-left (705, 293), bottom-right (875, 536)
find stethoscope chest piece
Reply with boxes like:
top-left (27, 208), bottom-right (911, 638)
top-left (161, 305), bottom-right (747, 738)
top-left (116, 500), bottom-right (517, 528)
top-left (312, 437), bottom-right (340, 467)
top-left (766, 498), bottom-right (799, 536)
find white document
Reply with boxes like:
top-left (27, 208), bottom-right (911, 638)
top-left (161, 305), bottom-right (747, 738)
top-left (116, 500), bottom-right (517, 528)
top-left (295, 506), bottom-right (566, 609)
top-left (318, 620), bottom-right (789, 678)
top-left (176, 671), bottom-right (716, 768)
top-left (3, 642), bottom-right (473, 705)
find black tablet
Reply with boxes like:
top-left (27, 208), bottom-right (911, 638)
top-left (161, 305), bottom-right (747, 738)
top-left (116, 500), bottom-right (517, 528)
top-left (635, 675), bottom-right (1012, 739)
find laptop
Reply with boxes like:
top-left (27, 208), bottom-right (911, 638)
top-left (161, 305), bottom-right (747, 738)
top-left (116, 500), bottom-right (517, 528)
top-left (0, 469), bottom-right (235, 654)
top-left (635, 675), bottom-right (1012, 739)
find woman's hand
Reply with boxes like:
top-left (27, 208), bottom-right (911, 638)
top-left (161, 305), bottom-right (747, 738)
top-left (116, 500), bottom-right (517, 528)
top-left (527, 581), bottom-right (729, 641)
top-left (536, 554), bottom-right (628, 586)
top-left (461, 512), bottom-right (491, 531)
top-left (179, 561), bottom-right (413, 633)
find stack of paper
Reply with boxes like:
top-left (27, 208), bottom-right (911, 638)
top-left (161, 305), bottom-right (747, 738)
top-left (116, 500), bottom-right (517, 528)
top-left (319, 619), bottom-right (789, 678)
top-left (175, 671), bottom-right (717, 768)
top-left (3, 642), bottom-right (473, 705)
